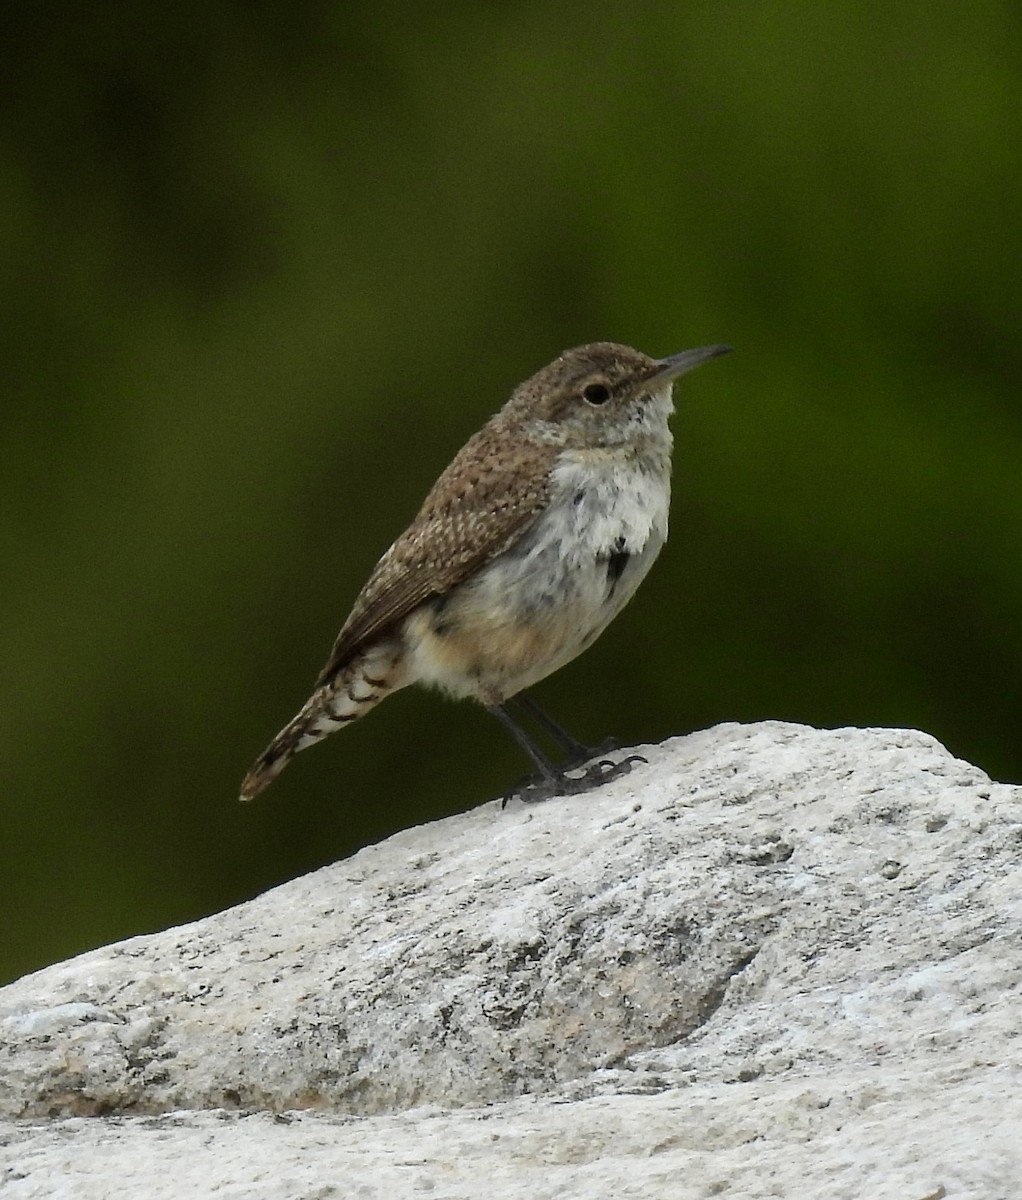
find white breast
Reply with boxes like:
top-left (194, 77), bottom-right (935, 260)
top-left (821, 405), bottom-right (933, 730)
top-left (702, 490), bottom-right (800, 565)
top-left (404, 442), bottom-right (672, 702)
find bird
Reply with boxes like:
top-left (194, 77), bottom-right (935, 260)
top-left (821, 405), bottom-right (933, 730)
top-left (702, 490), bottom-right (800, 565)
top-left (240, 340), bottom-right (731, 803)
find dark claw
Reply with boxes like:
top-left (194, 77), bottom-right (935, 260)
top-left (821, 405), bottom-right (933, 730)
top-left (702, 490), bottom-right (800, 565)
top-left (559, 736), bottom-right (619, 771)
top-left (502, 752), bottom-right (647, 806)
top-left (578, 753), bottom-right (646, 788)
top-left (501, 770), bottom-right (549, 807)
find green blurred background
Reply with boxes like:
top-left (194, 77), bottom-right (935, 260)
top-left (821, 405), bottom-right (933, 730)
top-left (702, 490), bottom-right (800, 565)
top-left (3, 2), bottom-right (1020, 985)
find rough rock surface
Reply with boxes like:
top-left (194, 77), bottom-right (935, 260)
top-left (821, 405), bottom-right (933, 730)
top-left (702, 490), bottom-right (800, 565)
top-left (2, 721), bottom-right (1021, 1199)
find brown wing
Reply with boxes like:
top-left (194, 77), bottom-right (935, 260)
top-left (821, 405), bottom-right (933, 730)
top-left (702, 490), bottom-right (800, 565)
top-left (315, 420), bottom-right (556, 686)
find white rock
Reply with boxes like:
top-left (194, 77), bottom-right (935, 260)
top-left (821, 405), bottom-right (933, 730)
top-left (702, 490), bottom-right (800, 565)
top-left (1, 721), bottom-right (1020, 1199)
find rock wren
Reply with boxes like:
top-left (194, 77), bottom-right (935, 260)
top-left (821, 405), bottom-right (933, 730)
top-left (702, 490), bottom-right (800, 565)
top-left (240, 340), bottom-right (730, 803)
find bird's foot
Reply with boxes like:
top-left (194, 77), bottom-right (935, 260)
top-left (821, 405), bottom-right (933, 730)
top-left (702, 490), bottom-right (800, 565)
top-left (558, 736), bottom-right (620, 772)
top-left (502, 752), bottom-right (647, 806)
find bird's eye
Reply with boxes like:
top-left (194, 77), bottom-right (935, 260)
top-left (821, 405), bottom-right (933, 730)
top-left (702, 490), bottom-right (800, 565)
top-left (582, 382), bottom-right (610, 406)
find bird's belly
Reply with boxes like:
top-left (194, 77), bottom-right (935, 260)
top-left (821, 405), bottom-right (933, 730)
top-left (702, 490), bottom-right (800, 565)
top-left (404, 459), bottom-right (669, 702)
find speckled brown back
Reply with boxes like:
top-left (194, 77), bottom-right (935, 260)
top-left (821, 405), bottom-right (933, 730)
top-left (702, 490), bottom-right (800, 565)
top-left (316, 416), bottom-right (557, 685)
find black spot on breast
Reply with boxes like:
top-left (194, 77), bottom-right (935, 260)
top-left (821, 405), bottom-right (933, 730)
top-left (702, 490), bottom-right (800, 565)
top-left (573, 490), bottom-right (585, 507)
top-left (604, 535), bottom-right (630, 597)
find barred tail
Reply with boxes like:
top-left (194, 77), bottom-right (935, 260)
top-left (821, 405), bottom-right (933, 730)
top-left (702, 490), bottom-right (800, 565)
top-left (239, 647), bottom-right (402, 801)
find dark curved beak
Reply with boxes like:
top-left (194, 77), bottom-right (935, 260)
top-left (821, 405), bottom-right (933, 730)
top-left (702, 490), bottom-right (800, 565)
top-left (650, 344), bottom-right (732, 383)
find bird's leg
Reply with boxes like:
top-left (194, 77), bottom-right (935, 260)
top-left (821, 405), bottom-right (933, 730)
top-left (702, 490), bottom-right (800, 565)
top-left (486, 701), bottom-right (560, 776)
top-left (487, 703), bottom-right (646, 805)
top-left (510, 693), bottom-right (619, 768)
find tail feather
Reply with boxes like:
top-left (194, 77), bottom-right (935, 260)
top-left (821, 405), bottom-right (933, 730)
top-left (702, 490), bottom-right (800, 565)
top-left (239, 739), bottom-right (292, 803)
top-left (240, 690), bottom-right (336, 801)
top-left (240, 645), bottom-right (404, 801)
